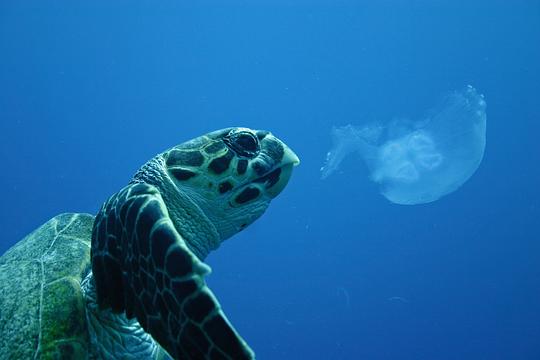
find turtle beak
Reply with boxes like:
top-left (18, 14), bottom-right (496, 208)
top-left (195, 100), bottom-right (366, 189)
top-left (264, 138), bottom-right (300, 198)
top-left (284, 144), bottom-right (300, 167)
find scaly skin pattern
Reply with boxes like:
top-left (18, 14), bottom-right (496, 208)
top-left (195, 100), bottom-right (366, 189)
top-left (91, 128), bottom-right (299, 359)
top-left (92, 183), bottom-right (253, 359)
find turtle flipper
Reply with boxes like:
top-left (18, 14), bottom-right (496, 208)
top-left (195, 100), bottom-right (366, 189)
top-left (91, 183), bottom-right (255, 360)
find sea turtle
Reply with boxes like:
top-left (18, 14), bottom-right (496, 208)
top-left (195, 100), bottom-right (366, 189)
top-left (0, 127), bottom-right (299, 359)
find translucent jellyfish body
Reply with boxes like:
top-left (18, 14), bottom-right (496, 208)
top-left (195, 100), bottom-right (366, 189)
top-left (320, 86), bottom-right (487, 205)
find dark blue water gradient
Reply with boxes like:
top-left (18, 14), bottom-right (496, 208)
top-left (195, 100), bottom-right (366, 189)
top-left (1, 1), bottom-right (539, 359)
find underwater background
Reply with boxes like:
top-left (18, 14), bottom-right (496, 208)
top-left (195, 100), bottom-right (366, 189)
top-left (1, 1), bottom-right (539, 359)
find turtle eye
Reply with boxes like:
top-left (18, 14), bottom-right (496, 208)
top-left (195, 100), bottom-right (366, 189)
top-left (224, 130), bottom-right (260, 158)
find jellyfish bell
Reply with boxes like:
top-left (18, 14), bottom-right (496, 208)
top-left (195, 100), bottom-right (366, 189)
top-left (321, 86), bottom-right (487, 205)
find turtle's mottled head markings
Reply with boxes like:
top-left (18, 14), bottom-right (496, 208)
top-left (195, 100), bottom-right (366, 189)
top-left (92, 127), bottom-right (298, 359)
top-left (163, 127), bottom-right (299, 243)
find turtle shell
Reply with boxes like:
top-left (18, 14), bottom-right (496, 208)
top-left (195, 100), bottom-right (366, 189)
top-left (0, 213), bottom-right (94, 359)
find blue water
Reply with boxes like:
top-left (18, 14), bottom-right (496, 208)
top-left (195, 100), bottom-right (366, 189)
top-left (1, 1), bottom-right (539, 359)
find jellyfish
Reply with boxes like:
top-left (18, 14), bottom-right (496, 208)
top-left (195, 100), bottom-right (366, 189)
top-left (321, 86), bottom-right (487, 205)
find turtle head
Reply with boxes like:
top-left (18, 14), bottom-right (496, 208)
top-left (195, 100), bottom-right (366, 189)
top-left (159, 127), bottom-right (299, 251)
